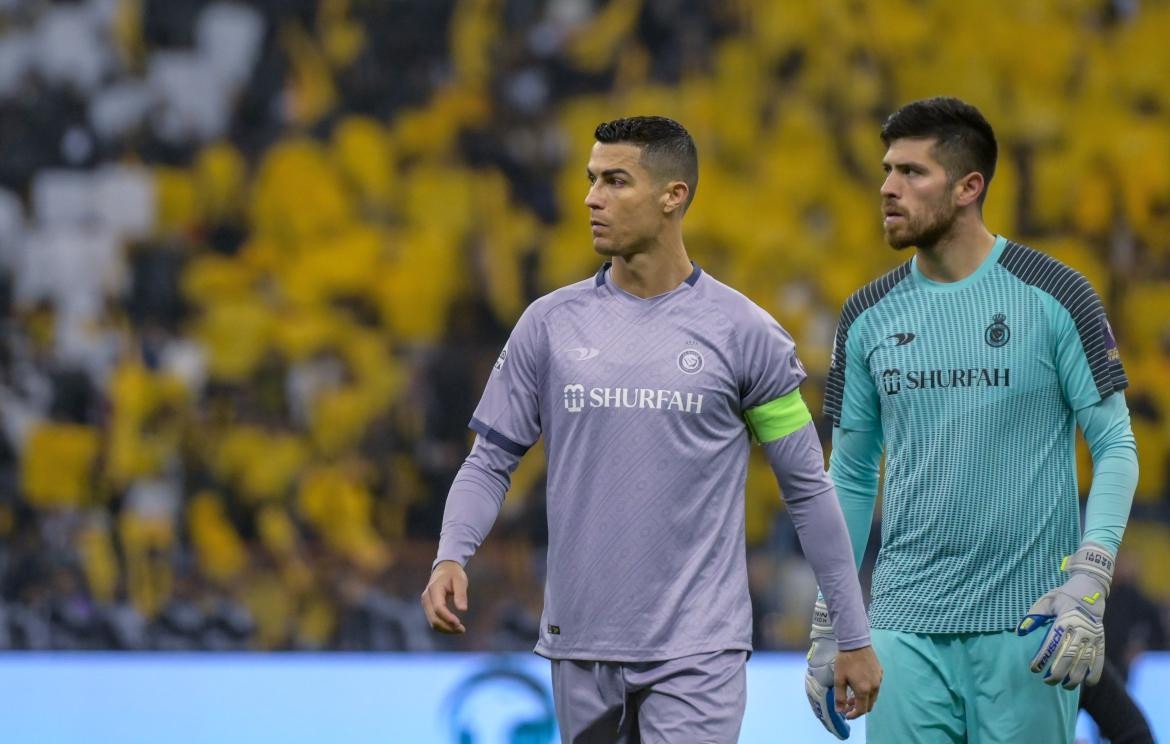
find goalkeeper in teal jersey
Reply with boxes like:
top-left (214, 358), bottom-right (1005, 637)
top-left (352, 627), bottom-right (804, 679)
top-left (806, 97), bottom-right (1139, 743)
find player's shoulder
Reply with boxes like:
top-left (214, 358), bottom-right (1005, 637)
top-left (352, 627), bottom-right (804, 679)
top-left (838, 260), bottom-right (914, 329)
top-left (522, 272), bottom-right (602, 321)
top-left (995, 239), bottom-right (1102, 306)
top-left (693, 270), bottom-right (785, 332)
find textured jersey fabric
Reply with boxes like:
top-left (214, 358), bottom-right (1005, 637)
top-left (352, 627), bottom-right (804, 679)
top-left (443, 261), bottom-right (850, 661)
top-left (824, 236), bottom-right (1130, 633)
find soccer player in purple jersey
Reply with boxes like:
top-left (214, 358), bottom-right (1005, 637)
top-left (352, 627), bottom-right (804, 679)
top-left (422, 116), bottom-right (881, 742)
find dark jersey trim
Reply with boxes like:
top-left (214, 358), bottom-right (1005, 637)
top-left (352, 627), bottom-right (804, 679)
top-left (468, 417), bottom-right (530, 457)
top-left (594, 261), bottom-right (703, 287)
top-left (997, 241), bottom-right (1128, 400)
top-left (824, 261), bottom-right (913, 426)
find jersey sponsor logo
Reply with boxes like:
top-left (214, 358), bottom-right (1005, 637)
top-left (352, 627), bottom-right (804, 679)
top-left (677, 348), bottom-right (704, 374)
top-left (566, 346), bottom-right (600, 361)
top-left (561, 383), bottom-right (704, 414)
top-left (880, 367), bottom-right (1011, 395)
top-left (883, 332), bottom-right (916, 347)
top-left (563, 384), bottom-right (586, 412)
top-left (985, 313), bottom-right (1010, 347)
top-left (881, 368), bottom-right (902, 395)
top-left (494, 346), bottom-right (508, 370)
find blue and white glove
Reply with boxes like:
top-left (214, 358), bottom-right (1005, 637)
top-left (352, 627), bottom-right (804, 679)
top-left (805, 598), bottom-right (850, 740)
top-left (1016, 542), bottom-right (1113, 689)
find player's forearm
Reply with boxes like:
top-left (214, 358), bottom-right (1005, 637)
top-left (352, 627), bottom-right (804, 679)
top-left (434, 438), bottom-right (520, 568)
top-left (1077, 392), bottom-right (1139, 554)
top-left (763, 423), bottom-right (871, 649)
top-left (828, 426), bottom-right (882, 571)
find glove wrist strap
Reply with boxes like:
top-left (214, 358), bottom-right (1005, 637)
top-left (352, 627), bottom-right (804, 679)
top-left (811, 598), bottom-right (833, 637)
top-left (1065, 542), bottom-right (1114, 596)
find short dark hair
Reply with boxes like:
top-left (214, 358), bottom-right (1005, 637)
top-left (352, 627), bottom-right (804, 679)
top-left (594, 116), bottom-right (699, 210)
top-left (881, 97), bottom-right (998, 205)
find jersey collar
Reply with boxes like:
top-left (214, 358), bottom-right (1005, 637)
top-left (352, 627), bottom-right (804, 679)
top-left (910, 235), bottom-right (1007, 292)
top-left (594, 260), bottom-right (703, 290)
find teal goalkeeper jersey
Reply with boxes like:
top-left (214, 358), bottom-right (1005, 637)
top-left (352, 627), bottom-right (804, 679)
top-left (824, 236), bottom-right (1129, 633)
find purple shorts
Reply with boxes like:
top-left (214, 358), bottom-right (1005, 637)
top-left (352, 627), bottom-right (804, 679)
top-left (550, 649), bottom-right (748, 743)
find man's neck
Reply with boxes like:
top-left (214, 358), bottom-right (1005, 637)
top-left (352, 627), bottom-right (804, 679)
top-left (915, 218), bottom-right (997, 283)
top-left (609, 233), bottom-right (693, 299)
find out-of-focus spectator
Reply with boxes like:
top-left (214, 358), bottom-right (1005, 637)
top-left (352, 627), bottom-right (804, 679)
top-left (0, 0), bottom-right (1167, 653)
top-left (1105, 552), bottom-right (1168, 680)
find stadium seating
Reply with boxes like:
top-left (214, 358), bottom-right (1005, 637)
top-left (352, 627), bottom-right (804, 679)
top-left (0, 0), bottom-right (1165, 652)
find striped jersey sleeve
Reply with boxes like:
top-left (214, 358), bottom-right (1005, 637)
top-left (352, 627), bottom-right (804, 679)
top-left (997, 241), bottom-right (1128, 407)
top-left (824, 261), bottom-right (912, 428)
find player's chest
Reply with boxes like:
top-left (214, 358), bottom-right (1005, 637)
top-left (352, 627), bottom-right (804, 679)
top-left (543, 309), bottom-right (737, 417)
top-left (861, 296), bottom-right (1052, 404)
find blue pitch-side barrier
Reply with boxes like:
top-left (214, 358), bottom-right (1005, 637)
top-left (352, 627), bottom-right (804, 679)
top-left (0, 652), bottom-right (1164, 743)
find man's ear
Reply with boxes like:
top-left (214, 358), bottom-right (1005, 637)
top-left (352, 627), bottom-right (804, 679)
top-left (663, 180), bottom-right (690, 215)
top-left (954, 171), bottom-right (985, 208)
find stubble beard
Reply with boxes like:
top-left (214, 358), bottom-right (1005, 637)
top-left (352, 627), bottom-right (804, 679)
top-left (885, 198), bottom-right (958, 251)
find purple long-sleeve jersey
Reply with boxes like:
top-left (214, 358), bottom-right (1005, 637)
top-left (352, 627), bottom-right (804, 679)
top-left (436, 262), bottom-right (869, 660)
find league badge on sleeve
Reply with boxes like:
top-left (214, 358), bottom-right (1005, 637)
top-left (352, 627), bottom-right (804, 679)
top-left (494, 346), bottom-right (508, 371)
top-left (1102, 317), bottom-right (1121, 362)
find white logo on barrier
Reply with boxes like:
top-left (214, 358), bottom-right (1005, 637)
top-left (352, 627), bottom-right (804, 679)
top-left (564, 384), bottom-right (586, 412)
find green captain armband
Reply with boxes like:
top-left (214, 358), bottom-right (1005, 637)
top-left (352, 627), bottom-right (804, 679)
top-left (744, 388), bottom-right (813, 444)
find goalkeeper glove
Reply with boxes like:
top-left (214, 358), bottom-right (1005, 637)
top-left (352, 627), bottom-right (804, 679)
top-left (1016, 542), bottom-right (1114, 689)
top-left (805, 598), bottom-right (850, 740)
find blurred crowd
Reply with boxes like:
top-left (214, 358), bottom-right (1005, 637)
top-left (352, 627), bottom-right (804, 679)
top-left (0, 0), bottom-right (1167, 663)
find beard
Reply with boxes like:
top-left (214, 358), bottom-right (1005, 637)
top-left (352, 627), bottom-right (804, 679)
top-left (884, 197), bottom-right (958, 250)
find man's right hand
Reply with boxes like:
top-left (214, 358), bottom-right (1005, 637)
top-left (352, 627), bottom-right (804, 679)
top-left (421, 560), bottom-right (469, 634)
top-left (835, 645), bottom-right (882, 720)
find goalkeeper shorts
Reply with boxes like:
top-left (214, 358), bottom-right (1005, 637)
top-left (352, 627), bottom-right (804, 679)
top-left (866, 628), bottom-right (1078, 744)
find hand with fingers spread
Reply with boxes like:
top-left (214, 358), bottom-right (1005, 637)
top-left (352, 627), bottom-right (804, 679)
top-left (1017, 542), bottom-right (1113, 689)
top-left (421, 560), bottom-right (469, 634)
